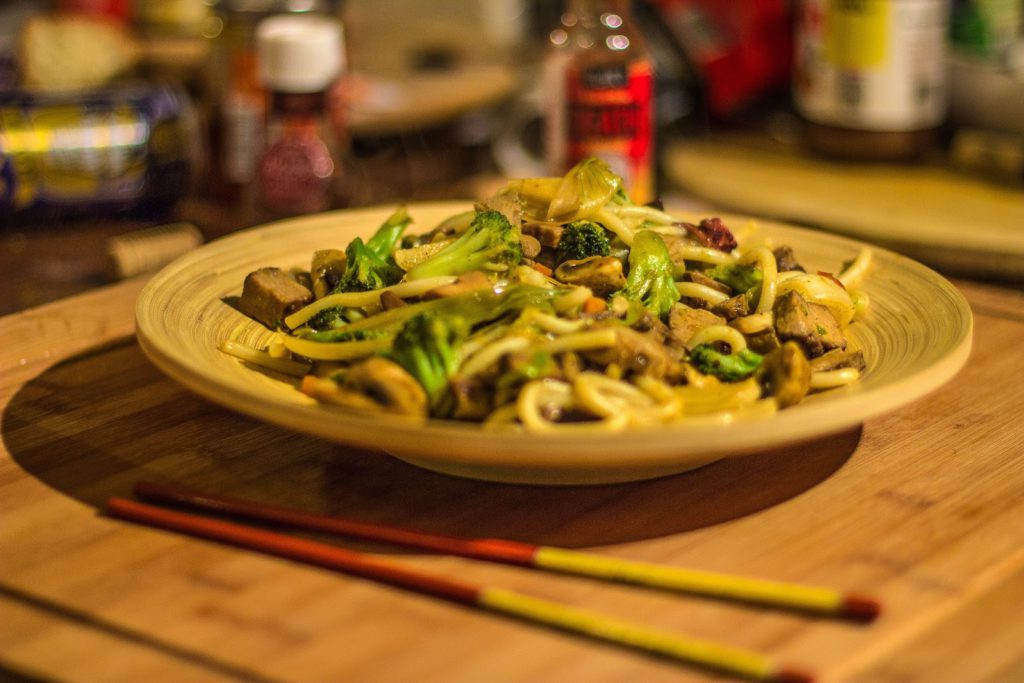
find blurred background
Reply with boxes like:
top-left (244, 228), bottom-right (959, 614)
top-left (1, 0), bottom-right (1022, 314)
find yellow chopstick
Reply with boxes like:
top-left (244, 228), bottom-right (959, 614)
top-left (107, 496), bottom-right (814, 682)
top-left (132, 480), bottom-right (881, 622)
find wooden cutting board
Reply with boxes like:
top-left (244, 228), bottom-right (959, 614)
top-left (665, 139), bottom-right (1024, 280)
top-left (2, 277), bottom-right (1024, 682)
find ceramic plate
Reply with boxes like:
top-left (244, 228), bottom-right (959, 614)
top-left (136, 202), bottom-right (973, 485)
top-left (664, 139), bottom-right (1024, 280)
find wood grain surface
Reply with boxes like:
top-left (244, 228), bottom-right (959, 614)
top-left (2, 276), bottom-right (1023, 683)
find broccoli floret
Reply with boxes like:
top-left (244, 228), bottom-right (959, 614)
top-left (615, 230), bottom-right (680, 318)
top-left (305, 327), bottom-right (391, 343)
top-left (704, 263), bottom-right (763, 295)
top-left (388, 312), bottom-right (469, 416)
top-left (335, 237), bottom-right (404, 293)
top-left (690, 344), bottom-right (763, 382)
top-left (366, 206), bottom-right (412, 260)
top-left (405, 210), bottom-right (522, 281)
top-left (328, 207), bottom-right (411, 295)
top-left (556, 220), bottom-right (611, 263)
top-left (306, 306), bottom-right (366, 332)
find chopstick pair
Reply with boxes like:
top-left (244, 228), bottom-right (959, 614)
top-left (107, 482), bottom-right (880, 682)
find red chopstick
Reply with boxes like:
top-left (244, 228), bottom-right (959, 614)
top-left (133, 480), bottom-right (538, 566)
top-left (131, 480), bottom-right (880, 622)
top-left (106, 495), bottom-right (814, 683)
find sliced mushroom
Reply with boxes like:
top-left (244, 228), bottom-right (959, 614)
top-left (553, 256), bottom-right (626, 297)
top-left (520, 233), bottom-right (542, 259)
top-left (311, 249), bottom-right (346, 299)
top-left (757, 341), bottom-right (812, 408)
top-left (300, 357), bottom-right (428, 417)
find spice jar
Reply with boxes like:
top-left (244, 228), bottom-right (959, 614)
top-left (793, 0), bottom-right (952, 160)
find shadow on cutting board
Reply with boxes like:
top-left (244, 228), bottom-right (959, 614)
top-left (3, 337), bottom-right (860, 548)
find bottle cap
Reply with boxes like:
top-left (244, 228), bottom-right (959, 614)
top-left (257, 14), bottom-right (344, 93)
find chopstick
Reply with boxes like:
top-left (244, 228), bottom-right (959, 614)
top-left (106, 496), bottom-right (813, 683)
top-left (131, 480), bottom-right (880, 622)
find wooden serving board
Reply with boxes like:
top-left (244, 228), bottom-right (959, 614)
top-left (2, 276), bottom-right (1024, 682)
top-left (665, 138), bottom-right (1024, 281)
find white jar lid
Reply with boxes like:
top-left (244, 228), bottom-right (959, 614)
top-left (257, 14), bottom-right (344, 93)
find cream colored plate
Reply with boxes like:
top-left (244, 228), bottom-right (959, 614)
top-left (665, 140), bottom-right (1024, 280)
top-left (136, 202), bottom-right (973, 485)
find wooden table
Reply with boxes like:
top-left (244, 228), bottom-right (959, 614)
top-left (2, 273), bottom-right (1023, 683)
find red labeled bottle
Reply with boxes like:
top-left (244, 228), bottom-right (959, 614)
top-left (544, 0), bottom-right (655, 203)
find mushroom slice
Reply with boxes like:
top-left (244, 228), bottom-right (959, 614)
top-left (301, 357), bottom-right (428, 417)
top-left (311, 249), bottom-right (346, 299)
top-left (553, 256), bottom-right (625, 297)
top-left (757, 341), bottom-right (812, 408)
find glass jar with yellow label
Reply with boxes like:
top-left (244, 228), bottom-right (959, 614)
top-left (793, 0), bottom-right (952, 160)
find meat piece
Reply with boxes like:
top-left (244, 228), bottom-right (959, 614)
top-left (475, 190), bottom-right (523, 228)
top-left (809, 349), bottom-right (866, 373)
top-left (422, 271), bottom-right (492, 299)
top-left (582, 327), bottom-right (677, 380)
top-left (667, 305), bottom-right (726, 349)
top-left (523, 222), bottom-right (564, 248)
top-left (311, 248), bottom-right (346, 298)
top-left (743, 325), bottom-right (780, 354)
top-left (658, 234), bottom-right (694, 274)
top-left (682, 270), bottom-right (731, 294)
top-left (553, 256), bottom-right (626, 297)
top-left (772, 290), bottom-right (846, 358)
top-left (711, 294), bottom-right (751, 321)
top-left (520, 233), bottom-right (542, 259)
top-left (678, 217), bottom-right (737, 253)
top-left (631, 311), bottom-right (671, 346)
top-left (772, 246), bottom-right (805, 273)
top-left (236, 267), bottom-right (313, 329)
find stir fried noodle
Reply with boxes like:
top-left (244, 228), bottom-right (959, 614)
top-left (223, 158), bottom-right (871, 432)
